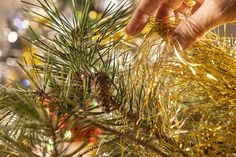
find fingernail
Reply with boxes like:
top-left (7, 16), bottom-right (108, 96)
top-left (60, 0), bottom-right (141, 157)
top-left (125, 24), bottom-right (142, 36)
top-left (125, 13), bottom-right (150, 36)
top-left (125, 25), bottom-right (135, 36)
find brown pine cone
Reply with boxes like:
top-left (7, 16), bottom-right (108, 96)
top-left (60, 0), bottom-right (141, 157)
top-left (90, 72), bottom-right (113, 113)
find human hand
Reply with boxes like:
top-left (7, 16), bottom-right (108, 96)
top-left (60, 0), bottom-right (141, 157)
top-left (126, 0), bottom-right (236, 49)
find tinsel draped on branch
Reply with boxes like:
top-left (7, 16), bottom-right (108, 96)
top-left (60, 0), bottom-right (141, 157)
top-left (0, 0), bottom-right (235, 156)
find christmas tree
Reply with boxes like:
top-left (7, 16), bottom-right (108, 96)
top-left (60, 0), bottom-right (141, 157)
top-left (0, 0), bottom-right (235, 156)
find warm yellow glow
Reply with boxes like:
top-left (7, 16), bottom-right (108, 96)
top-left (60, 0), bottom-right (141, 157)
top-left (89, 10), bottom-right (98, 20)
top-left (64, 131), bottom-right (72, 139)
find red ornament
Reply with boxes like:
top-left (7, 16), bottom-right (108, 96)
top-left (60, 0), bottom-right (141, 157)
top-left (70, 126), bottom-right (102, 143)
top-left (37, 96), bottom-right (103, 143)
top-left (88, 137), bottom-right (97, 143)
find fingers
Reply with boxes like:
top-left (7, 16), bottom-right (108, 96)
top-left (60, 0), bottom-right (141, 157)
top-left (126, 0), bottom-right (236, 50)
top-left (126, 0), bottom-right (161, 36)
top-left (172, 0), bottom-right (224, 49)
top-left (126, 0), bottom-right (185, 35)
top-left (155, 0), bottom-right (184, 20)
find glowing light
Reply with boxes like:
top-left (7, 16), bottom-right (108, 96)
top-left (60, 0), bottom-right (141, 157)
top-left (64, 131), bottom-right (72, 139)
top-left (21, 20), bottom-right (29, 29)
top-left (13, 18), bottom-right (21, 27)
top-left (23, 79), bottom-right (30, 87)
top-left (8, 31), bottom-right (18, 43)
top-left (13, 18), bottom-right (29, 29)
top-left (6, 57), bottom-right (16, 66)
top-left (89, 10), bottom-right (98, 20)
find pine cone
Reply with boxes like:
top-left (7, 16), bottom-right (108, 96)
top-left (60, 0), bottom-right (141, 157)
top-left (91, 72), bottom-right (113, 113)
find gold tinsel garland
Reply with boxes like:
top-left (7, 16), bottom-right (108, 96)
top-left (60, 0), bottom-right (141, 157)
top-left (2, 0), bottom-right (235, 156)
top-left (119, 21), bottom-right (236, 155)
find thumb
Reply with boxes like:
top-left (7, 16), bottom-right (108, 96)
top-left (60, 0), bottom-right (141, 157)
top-left (172, 0), bottom-right (228, 49)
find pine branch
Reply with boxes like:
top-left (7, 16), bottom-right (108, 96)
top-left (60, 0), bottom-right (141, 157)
top-left (89, 120), bottom-right (169, 157)
top-left (74, 137), bottom-right (119, 157)
top-left (3, 0), bottom-right (235, 156)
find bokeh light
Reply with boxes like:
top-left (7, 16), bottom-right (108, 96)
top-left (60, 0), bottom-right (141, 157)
top-left (7, 31), bottom-right (18, 43)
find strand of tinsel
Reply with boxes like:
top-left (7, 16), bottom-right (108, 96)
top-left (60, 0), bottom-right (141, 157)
top-left (119, 21), bottom-right (236, 156)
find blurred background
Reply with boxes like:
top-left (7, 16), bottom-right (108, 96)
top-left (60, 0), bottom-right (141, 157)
top-left (0, 0), bottom-right (235, 87)
top-left (0, 0), bottom-right (134, 87)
